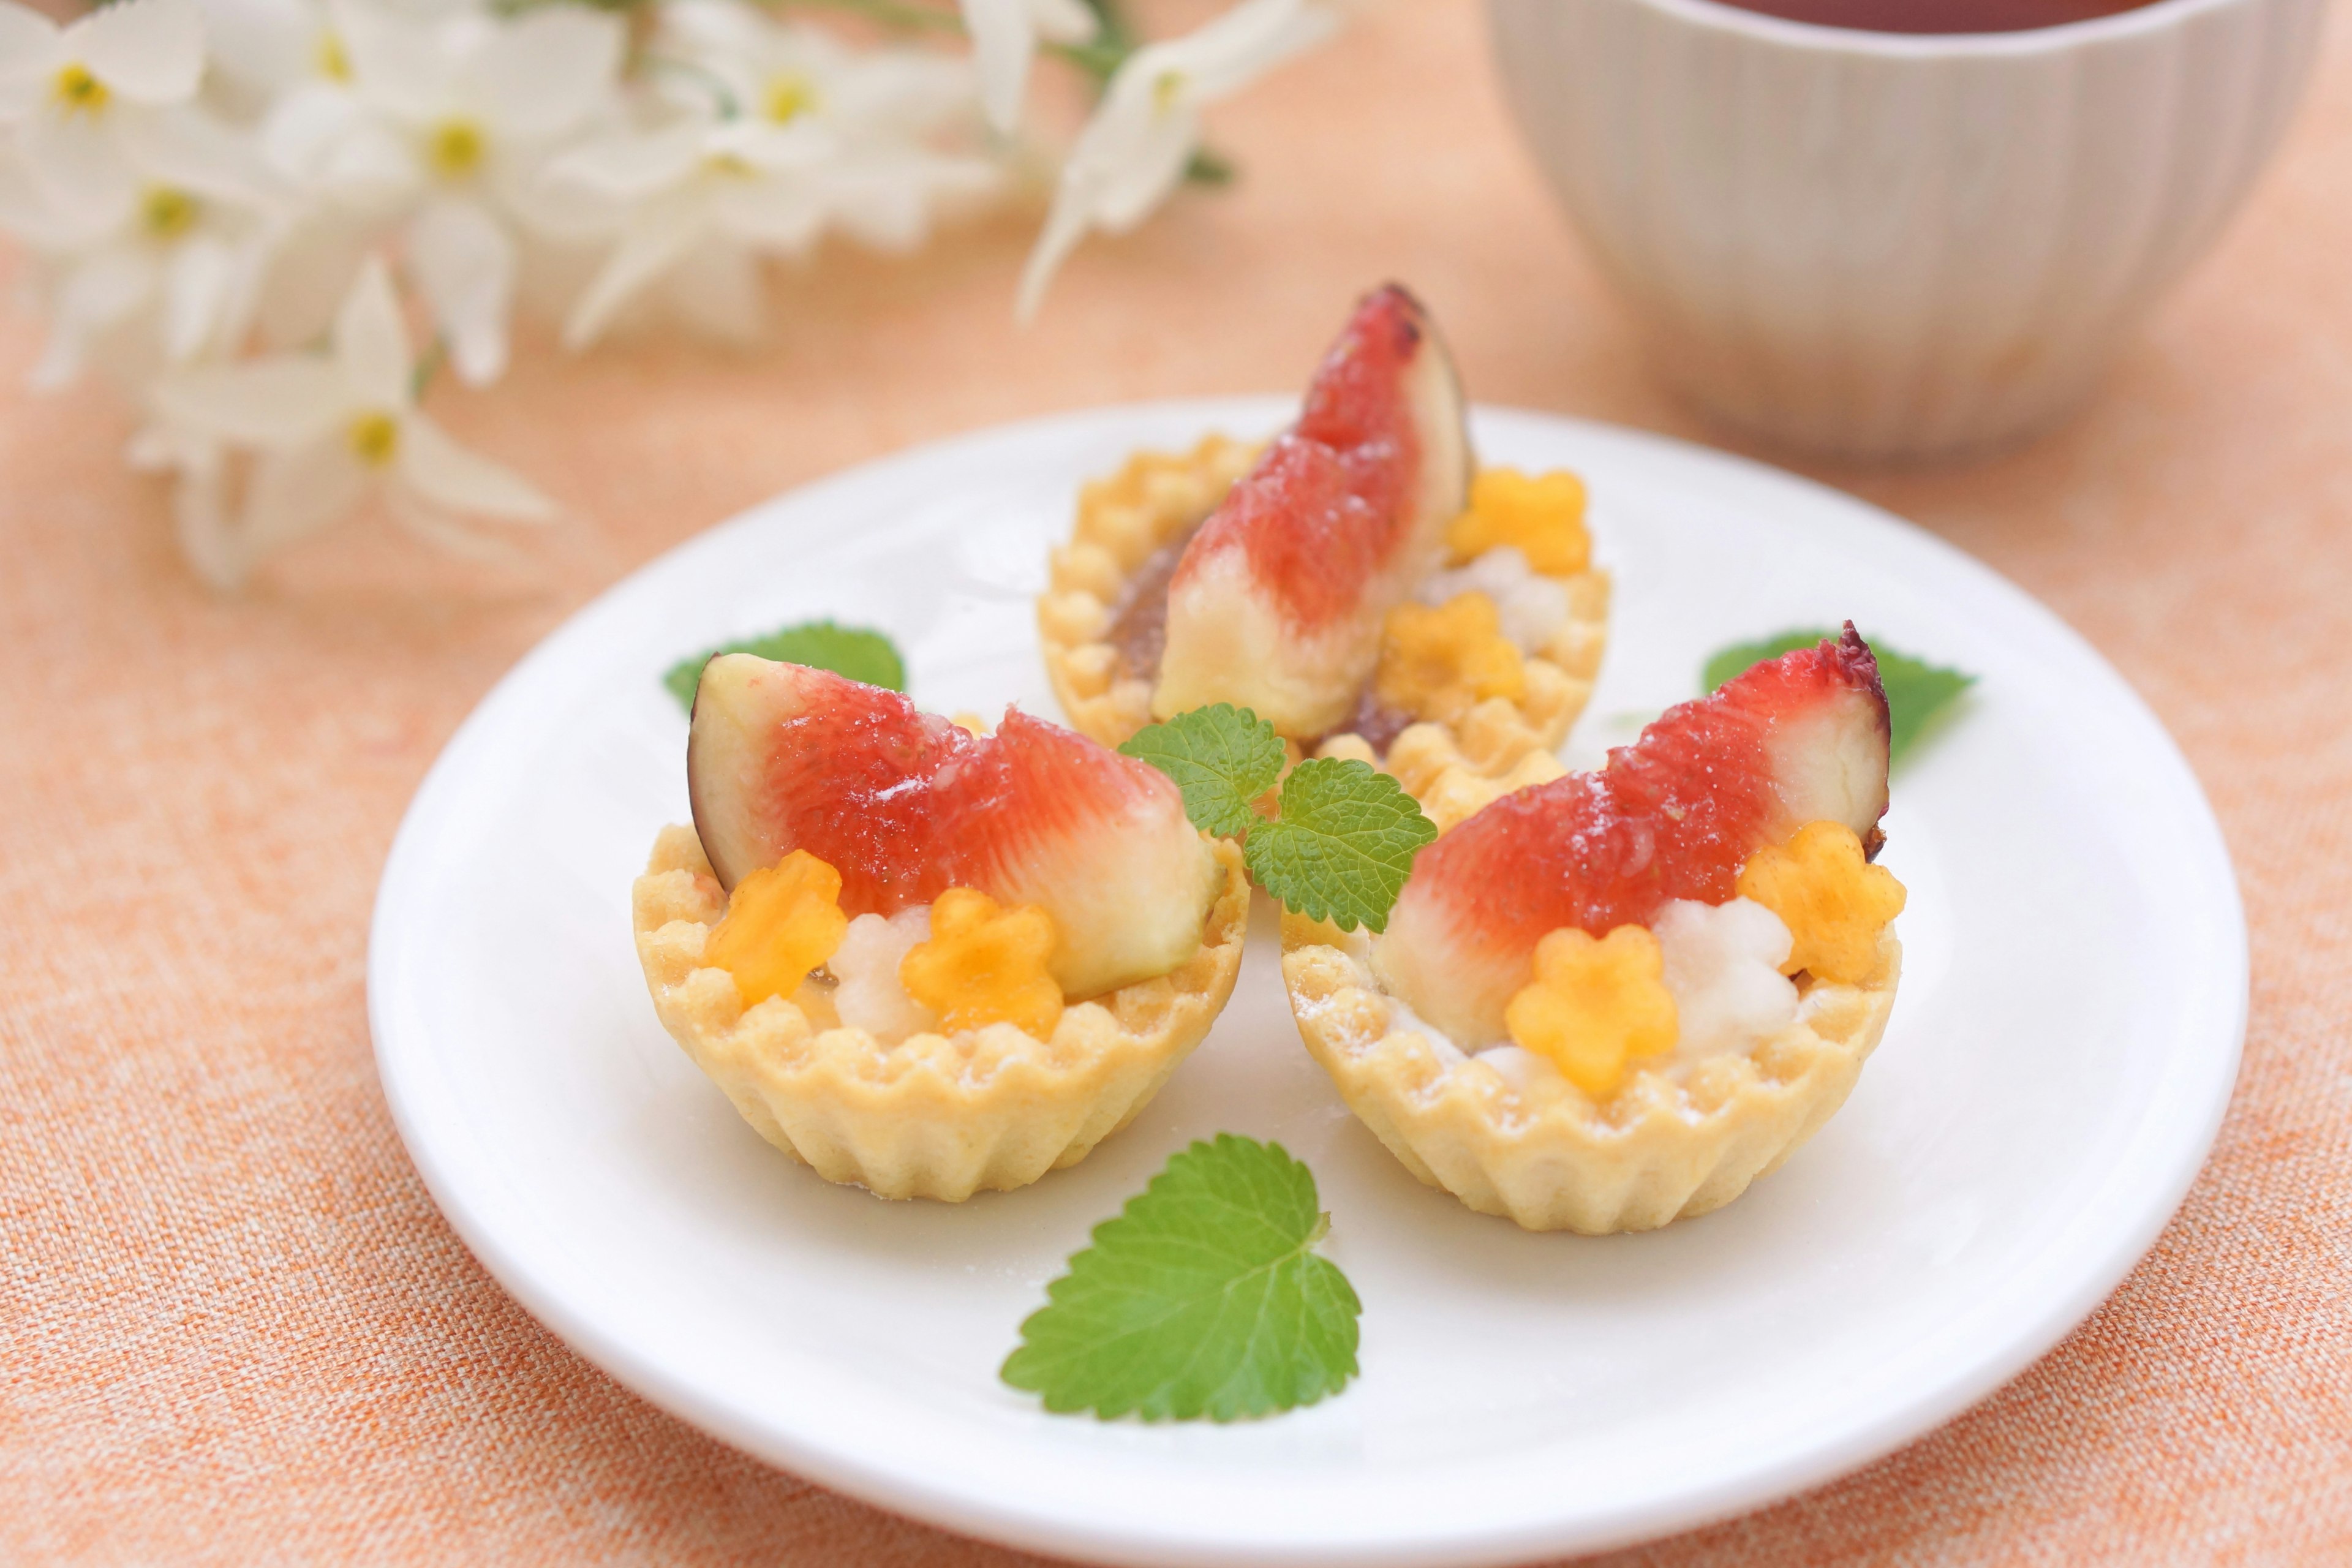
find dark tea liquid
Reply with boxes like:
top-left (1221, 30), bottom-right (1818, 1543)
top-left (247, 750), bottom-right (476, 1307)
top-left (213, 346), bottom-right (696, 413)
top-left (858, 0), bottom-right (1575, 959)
top-left (1713, 0), bottom-right (2158, 31)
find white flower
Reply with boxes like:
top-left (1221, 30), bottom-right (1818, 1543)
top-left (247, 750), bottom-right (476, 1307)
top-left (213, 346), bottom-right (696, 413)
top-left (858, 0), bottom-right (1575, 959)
top-left (1017, 0), bottom-right (1335, 319)
top-left (271, 1), bottom-right (624, 382)
top-left (959, 0), bottom-right (1095, 137)
top-left (547, 6), bottom-right (994, 348)
top-left (1653, 898), bottom-right (1799, 1061)
top-left (143, 256), bottom-right (554, 586)
top-left (0, 86), bottom-right (282, 388)
top-left (189, 0), bottom-right (355, 104)
top-left (1, 169), bottom-right (278, 390)
top-left (0, 0), bottom-right (209, 219)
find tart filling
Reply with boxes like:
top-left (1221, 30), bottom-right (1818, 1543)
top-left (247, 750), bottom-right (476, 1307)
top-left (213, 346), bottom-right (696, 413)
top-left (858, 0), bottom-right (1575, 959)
top-left (650, 654), bottom-right (1250, 1200)
top-left (635, 828), bottom-right (1250, 1201)
top-left (1041, 286), bottom-right (1609, 833)
top-left (1278, 627), bottom-right (1904, 1233)
top-left (1281, 911), bottom-right (1899, 1235)
top-left (1041, 443), bottom-right (1610, 833)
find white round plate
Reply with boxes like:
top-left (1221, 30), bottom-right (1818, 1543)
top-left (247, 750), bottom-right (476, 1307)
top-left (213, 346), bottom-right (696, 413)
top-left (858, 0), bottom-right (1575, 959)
top-left (371, 401), bottom-right (2244, 1567)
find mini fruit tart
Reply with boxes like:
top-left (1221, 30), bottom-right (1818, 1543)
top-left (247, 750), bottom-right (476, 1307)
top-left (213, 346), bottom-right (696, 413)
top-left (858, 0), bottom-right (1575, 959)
top-left (1039, 284), bottom-right (1610, 832)
top-left (1281, 627), bottom-right (1904, 1234)
top-left (633, 655), bottom-right (1250, 1202)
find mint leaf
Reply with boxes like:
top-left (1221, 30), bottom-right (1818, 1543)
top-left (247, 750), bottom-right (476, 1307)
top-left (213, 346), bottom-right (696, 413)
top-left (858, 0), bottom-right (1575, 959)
top-left (665, 620), bottom-right (904, 711)
top-left (1001, 1134), bottom-right (1361, 1422)
top-left (1118, 703), bottom-right (1286, 838)
top-left (1244, 757), bottom-right (1437, 933)
top-left (1702, 628), bottom-right (1975, 764)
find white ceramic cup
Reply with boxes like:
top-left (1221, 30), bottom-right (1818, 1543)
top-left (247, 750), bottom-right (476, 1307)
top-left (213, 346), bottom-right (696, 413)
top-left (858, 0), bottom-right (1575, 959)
top-left (1487, 0), bottom-right (2328, 459)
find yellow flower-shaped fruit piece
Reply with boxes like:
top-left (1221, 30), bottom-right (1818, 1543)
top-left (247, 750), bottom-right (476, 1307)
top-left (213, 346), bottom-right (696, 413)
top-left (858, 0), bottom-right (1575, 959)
top-left (1735, 821), bottom-right (1907, 985)
top-left (705, 850), bottom-right (850, 1007)
top-left (1446, 467), bottom-right (1591, 575)
top-left (1504, 925), bottom-right (1679, 1099)
top-left (1375, 592), bottom-right (1526, 725)
top-left (899, 888), bottom-right (1065, 1039)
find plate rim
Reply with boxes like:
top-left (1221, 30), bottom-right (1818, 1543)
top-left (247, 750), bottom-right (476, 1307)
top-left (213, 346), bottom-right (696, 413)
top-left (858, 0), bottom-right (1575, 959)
top-left (369, 398), bottom-right (2247, 1566)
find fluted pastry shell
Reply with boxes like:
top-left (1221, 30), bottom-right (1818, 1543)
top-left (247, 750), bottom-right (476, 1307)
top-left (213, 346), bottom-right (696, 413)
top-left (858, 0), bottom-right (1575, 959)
top-left (1038, 439), bottom-right (1610, 827)
top-left (633, 826), bottom-right (1250, 1202)
top-left (1279, 913), bottom-right (1901, 1234)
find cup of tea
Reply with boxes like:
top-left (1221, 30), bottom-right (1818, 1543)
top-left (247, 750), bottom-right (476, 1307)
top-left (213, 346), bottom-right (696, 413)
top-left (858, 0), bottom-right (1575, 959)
top-left (1487, 0), bottom-right (2327, 459)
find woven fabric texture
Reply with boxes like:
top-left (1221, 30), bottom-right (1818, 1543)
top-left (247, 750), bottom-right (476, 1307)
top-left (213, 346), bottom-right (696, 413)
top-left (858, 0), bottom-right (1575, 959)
top-left (3, 0), bottom-right (2347, 1561)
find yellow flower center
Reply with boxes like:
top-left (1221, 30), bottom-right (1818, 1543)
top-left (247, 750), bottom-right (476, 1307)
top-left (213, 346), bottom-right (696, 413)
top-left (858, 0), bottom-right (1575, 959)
top-left (1504, 924), bottom-right (1679, 1099)
top-left (426, 118), bottom-right (486, 179)
top-left (704, 850), bottom-right (850, 1008)
top-left (1734, 821), bottom-right (1906, 986)
top-left (347, 412), bottom-right (401, 467)
top-left (1152, 70), bottom-right (1185, 115)
top-left (763, 75), bottom-right (816, 124)
top-left (315, 31), bottom-right (352, 83)
top-left (898, 888), bottom-right (1064, 1039)
top-left (53, 64), bottom-right (108, 115)
top-left (1446, 467), bottom-right (1591, 575)
top-left (139, 186), bottom-right (201, 241)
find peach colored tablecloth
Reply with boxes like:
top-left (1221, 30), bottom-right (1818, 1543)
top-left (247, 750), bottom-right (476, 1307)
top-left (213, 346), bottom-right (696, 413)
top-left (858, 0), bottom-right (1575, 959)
top-left (5, 2), bottom-right (2348, 1561)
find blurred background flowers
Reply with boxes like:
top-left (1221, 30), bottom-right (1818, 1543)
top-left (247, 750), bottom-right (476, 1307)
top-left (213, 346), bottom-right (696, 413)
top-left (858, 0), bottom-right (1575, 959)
top-left (0, 0), bottom-right (1333, 586)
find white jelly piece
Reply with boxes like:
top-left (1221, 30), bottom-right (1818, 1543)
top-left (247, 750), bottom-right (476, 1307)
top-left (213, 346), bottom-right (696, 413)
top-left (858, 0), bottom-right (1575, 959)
top-left (831, 908), bottom-right (938, 1043)
top-left (1416, 545), bottom-right (1572, 654)
top-left (1654, 897), bottom-right (1798, 1061)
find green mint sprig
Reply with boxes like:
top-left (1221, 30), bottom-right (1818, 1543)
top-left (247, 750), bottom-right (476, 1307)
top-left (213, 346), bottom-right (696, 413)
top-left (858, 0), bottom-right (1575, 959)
top-left (1117, 703), bottom-right (1284, 838)
top-left (1121, 706), bottom-right (1438, 933)
top-left (1703, 629), bottom-right (1974, 765)
top-left (1001, 1134), bottom-right (1362, 1422)
top-left (665, 620), bottom-right (905, 711)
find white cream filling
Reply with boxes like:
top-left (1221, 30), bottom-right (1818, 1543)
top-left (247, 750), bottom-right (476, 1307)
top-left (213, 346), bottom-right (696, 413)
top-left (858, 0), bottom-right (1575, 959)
top-left (1653, 897), bottom-right (1799, 1063)
top-left (829, 907), bottom-right (938, 1044)
top-left (1415, 545), bottom-right (1572, 654)
top-left (1378, 898), bottom-right (1800, 1094)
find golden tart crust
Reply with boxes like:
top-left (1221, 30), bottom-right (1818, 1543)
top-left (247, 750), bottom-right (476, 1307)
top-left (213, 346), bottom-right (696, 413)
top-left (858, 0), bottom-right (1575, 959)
top-left (633, 826), bottom-right (1250, 1202)
top-left (1038, 439), bottom-right (1610, 832)
top-left (1279, 913), bottom-right (1901, 1235)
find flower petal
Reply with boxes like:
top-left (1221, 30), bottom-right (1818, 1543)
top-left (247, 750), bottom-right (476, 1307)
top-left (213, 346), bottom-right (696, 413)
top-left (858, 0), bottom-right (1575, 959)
top-left (1155, 0), bottom-right (1338, 102)
top-left (119, 102), bottom-right (281, 206)
top-left (252, 213), bottom-right (367, 348)
top-left (383, 483), bottom-right (527, 563)
top-left (162, 233), bottom-right (236, 361)
top-left (21, 110), bottom-right (139, 222)
top-left (241, 434), bottom-right (372, 557)
top-left (469, 6), bottom-right (620, 141)
top-left (70, 0), bottom-right (206, 104)
top-left (1031, 0), bottom-right (1099, 45)
top-left (156, 441), bottom-right (248, 590)
top-left (0, 9), bottom-right (62, 120)
top-left (662, 238), bottom-right (763, 345)
top-left (960, 0), bottom-right (1035, 137)
top-left (29, 246), bottom-right (157, 390)
top-left (710, 175), bottom-right (823, 254)
top-left (395, 410), bottom-right (553, 521)
top-left (331, 252), bottom-right (414, 408)
top-left (540, 121), bottom-right (705, 205)
top-left (564, 194), bottom-right (707, 350)
top-left (335, 0), bottom-right (453, 123)
top-left (1016, 91), bottom-right (1195, 320)
top-left (151, 358), bottom-right (348, 444)
top-left (405, 195), bottom-right (512, 386)
top-left (192, 0), bottom-right (311, 96)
